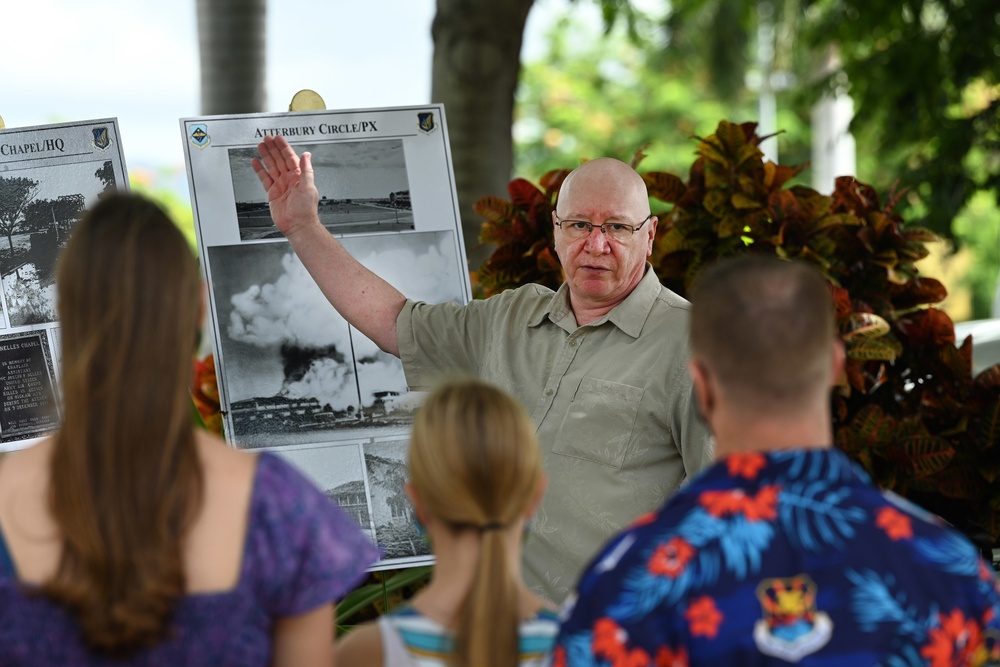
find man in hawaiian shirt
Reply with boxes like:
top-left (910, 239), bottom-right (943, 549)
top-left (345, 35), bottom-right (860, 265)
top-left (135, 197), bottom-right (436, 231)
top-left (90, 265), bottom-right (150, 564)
top-left (553, 255), bottom-right (1000, 666)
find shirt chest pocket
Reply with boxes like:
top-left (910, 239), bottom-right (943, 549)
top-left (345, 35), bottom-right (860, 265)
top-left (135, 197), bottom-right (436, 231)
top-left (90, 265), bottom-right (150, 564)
top-left (552, 377), bottom-right (645, 469)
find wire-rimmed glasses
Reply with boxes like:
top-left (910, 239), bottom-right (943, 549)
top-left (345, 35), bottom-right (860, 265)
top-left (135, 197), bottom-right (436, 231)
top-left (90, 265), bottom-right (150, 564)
top-left (554, 213), bottom-right (652, 242)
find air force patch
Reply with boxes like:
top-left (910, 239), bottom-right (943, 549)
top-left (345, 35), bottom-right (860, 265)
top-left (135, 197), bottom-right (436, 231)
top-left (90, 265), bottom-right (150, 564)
top-left (91, 127), bottom-right (111, 150)
top-left (417, 112), bottom-right (436, 134)
top-left (190, 124), bottom-right (210, 149)
top-left (753, 575), bottom-right (833, 661)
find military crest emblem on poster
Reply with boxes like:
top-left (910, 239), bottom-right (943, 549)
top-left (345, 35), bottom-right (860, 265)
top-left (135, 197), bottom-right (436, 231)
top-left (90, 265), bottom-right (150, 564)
top-left (190, 124), bottom-right (210, 149)
top-left (417, 112), bottom-right (436, 134)
top-left (91, 127), bottom-right (111, 150)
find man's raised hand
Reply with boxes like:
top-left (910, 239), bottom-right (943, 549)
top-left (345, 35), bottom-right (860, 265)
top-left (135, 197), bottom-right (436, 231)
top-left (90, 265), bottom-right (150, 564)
top-left (251, 135), bottom-right (320, 237)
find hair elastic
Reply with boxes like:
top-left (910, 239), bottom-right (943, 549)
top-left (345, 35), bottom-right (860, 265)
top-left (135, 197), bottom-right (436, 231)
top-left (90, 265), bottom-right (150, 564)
top-left (479, 521), bottom-right (504, 532)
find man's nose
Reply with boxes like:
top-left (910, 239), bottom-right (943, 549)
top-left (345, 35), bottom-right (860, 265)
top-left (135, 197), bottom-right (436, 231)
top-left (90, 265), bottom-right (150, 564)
top-left (583, 226), bottom-right (610, 253)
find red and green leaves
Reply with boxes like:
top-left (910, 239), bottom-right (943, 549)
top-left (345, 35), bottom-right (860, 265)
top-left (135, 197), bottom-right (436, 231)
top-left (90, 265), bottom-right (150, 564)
top-left (473, 119), bottom-right (1000, 543)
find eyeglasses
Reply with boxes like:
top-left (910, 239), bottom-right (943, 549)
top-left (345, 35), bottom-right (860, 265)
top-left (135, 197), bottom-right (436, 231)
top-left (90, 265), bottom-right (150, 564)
top-left (554, 213), bottom-right (652, 242)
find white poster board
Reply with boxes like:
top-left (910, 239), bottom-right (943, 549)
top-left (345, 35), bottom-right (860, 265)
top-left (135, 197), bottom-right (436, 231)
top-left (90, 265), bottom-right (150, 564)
top-left (181, 105), bottom-right (471, 569)
top-left (0, 119), bottom-right (128, 453)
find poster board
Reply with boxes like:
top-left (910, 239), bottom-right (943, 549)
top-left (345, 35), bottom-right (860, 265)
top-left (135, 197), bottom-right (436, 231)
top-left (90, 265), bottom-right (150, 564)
top-left (0, 119), bottom-right (128, 453)
top-left (181, 105), bottom-right (471, 569)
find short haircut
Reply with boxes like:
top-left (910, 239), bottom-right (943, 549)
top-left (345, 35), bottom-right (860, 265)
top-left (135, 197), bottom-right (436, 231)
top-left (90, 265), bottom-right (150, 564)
top-left (690, 255), bottom-right (836, 411)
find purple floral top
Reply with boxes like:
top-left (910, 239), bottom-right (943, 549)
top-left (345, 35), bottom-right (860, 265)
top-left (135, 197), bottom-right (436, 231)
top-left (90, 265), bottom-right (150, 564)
top-left (0, 452), bottom-right (379, 666)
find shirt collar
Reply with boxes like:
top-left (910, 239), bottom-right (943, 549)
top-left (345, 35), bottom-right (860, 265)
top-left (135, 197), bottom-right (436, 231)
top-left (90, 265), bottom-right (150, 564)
top-left (529, 263), bottom-right (661, 338)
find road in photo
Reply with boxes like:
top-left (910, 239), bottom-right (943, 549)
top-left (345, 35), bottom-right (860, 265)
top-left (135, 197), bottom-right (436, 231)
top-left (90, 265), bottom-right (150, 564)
top-left (229, 139), bottom-right (414, 241)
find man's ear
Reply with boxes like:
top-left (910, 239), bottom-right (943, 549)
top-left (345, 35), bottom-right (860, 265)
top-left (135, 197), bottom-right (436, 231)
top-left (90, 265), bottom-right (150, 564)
top-left (688, 358), bottom-right (714, 425)
top-left (645, 215), bottom-right (658, 256)
top-left (831, 338), bottom-right (846, 387)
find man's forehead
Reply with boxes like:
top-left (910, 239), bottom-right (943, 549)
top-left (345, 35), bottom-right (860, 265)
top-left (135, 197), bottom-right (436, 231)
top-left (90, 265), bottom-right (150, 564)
top-left (560, 165), bottom-right (649, 214)
top-left (556, 205), bottom-right (635, 221)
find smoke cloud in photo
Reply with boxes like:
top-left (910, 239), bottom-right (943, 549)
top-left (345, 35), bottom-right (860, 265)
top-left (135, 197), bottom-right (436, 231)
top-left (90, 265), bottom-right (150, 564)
top-left (208, 231), bottom-right (464, 414)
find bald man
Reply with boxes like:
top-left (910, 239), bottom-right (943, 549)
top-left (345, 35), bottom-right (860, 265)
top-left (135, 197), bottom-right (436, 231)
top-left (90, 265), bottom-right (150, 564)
top-left (253, 137), bottom-right (713, 602)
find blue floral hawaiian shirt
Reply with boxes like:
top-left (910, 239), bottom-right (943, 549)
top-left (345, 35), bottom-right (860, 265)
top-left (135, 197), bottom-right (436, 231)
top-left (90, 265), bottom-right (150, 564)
top-left (553, 448), bottom-right (1000, 667)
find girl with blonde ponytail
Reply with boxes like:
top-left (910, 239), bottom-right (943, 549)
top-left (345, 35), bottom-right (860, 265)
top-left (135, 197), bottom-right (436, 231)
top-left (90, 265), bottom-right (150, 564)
top-left (337, 377), bottom-right (558, 667)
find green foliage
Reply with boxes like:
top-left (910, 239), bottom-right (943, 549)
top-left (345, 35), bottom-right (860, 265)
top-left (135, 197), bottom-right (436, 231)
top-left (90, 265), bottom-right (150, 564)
top-left (514, 9), bottom-right (810, 182)
top-left (336, 566), bottom-right (432, 636)
top-left (517, 1), bottom-right (1000, 319)
top-left (801, 0), bottom-right (1000, 242)
top-left (475, 171), bottom-right (567, 297)
top-left (479, 120), bottom-right (1000, 545)
top-left (952, 190), bottom-right (1000, 319)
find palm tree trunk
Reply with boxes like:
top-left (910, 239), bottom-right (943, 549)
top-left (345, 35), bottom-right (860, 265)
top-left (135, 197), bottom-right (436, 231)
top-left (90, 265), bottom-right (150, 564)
top-left (431, 0), bottom-right (535, 272)
top-left (196, 0), bottom-right (267, 115)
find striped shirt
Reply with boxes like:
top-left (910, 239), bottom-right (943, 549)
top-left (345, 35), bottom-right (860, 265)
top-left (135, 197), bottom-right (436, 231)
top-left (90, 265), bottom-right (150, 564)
top-left (377, 605), bottom-right (559, 666)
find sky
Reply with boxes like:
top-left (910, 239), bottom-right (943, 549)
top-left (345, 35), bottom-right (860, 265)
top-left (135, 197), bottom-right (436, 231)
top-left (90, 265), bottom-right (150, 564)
top-left (0, 0), bottom-right (574, 186)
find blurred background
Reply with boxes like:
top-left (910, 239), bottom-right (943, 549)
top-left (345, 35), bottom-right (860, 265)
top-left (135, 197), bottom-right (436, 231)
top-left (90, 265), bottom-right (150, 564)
top-left (3, 0), bottom-right (999, 345)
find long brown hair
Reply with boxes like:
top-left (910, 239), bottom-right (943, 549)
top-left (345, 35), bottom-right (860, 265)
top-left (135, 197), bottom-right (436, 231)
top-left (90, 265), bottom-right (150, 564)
top-left (408, 378), bottom-right (543, 667)
top-left (43, 193), bottom-right (204, 655)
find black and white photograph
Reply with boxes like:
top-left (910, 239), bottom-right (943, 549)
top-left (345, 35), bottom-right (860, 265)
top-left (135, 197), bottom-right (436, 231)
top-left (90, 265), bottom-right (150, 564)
top-left (271, 442), bottom-right (377, 546)
top-left (229, 139), bottom-right (414, 241)
top-left (363, 438), bottom-right (429, 561)
top-left (208, 231), bottom-right (464, 448)
top-left (0, 159), bottom-right (116, 327)
top-left (0, 329), bottom-right (60, 445)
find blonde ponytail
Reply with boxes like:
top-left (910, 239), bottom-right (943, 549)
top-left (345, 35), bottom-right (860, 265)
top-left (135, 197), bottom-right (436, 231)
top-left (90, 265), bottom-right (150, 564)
top-left (408, 377), bottom-right (543, 667)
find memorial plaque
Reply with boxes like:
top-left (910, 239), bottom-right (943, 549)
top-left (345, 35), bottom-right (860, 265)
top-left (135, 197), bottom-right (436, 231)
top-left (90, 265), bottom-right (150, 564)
top-left (0, 331), bottom-right (59, 442)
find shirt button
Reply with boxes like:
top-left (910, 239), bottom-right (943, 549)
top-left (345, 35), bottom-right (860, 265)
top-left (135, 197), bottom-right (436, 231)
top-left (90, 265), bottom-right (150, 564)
top-left (568, 339), bottom-right (578, 348)
top-left (544, 389), bottom-right (554, 397)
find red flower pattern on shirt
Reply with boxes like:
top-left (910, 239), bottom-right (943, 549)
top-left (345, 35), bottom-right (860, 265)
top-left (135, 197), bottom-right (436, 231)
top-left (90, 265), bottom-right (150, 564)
top-left (655, 646), bottom-right (689, 667)
top-left (593, 617), bottom-right (627, 662)
top-left (591, 617), bottom-right (655, 667)
top-left (685, 596), bottom-right (723, 639)
top-left (699, 485), bottom-right (779, 522)
top-left (725, 452), bottom-right (767, 479)
top-left (876, 506), bottom-right (913, 541)
top-left (919, 609), bottom-right (987, 667)
top-left (648, 537), bottom-right (696, 579)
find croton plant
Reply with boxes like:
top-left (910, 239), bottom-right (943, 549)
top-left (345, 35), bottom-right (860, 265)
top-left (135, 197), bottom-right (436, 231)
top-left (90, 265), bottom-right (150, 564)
top-left (474, 120), bottom-right (1000, 550)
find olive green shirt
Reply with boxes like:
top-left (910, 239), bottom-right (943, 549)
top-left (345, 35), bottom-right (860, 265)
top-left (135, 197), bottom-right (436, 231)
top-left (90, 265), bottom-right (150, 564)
top-left (396, 266), bottom-right (714, 602)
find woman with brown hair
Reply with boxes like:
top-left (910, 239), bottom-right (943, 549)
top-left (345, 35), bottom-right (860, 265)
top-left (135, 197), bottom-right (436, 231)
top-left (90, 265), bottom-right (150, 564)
top-left (336, 377), bottom-right (557, 667)
top-left (0, 193), bottom-right (377, 665)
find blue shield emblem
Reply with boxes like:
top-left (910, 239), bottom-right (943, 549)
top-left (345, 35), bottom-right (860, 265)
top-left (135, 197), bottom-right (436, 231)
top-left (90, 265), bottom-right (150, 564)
top-left (190, 124), bottom-right (210, 149)
top-left (91, 127), bottom-right (110, 150)
top-left (417, 112), bottom-right (436, 134)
